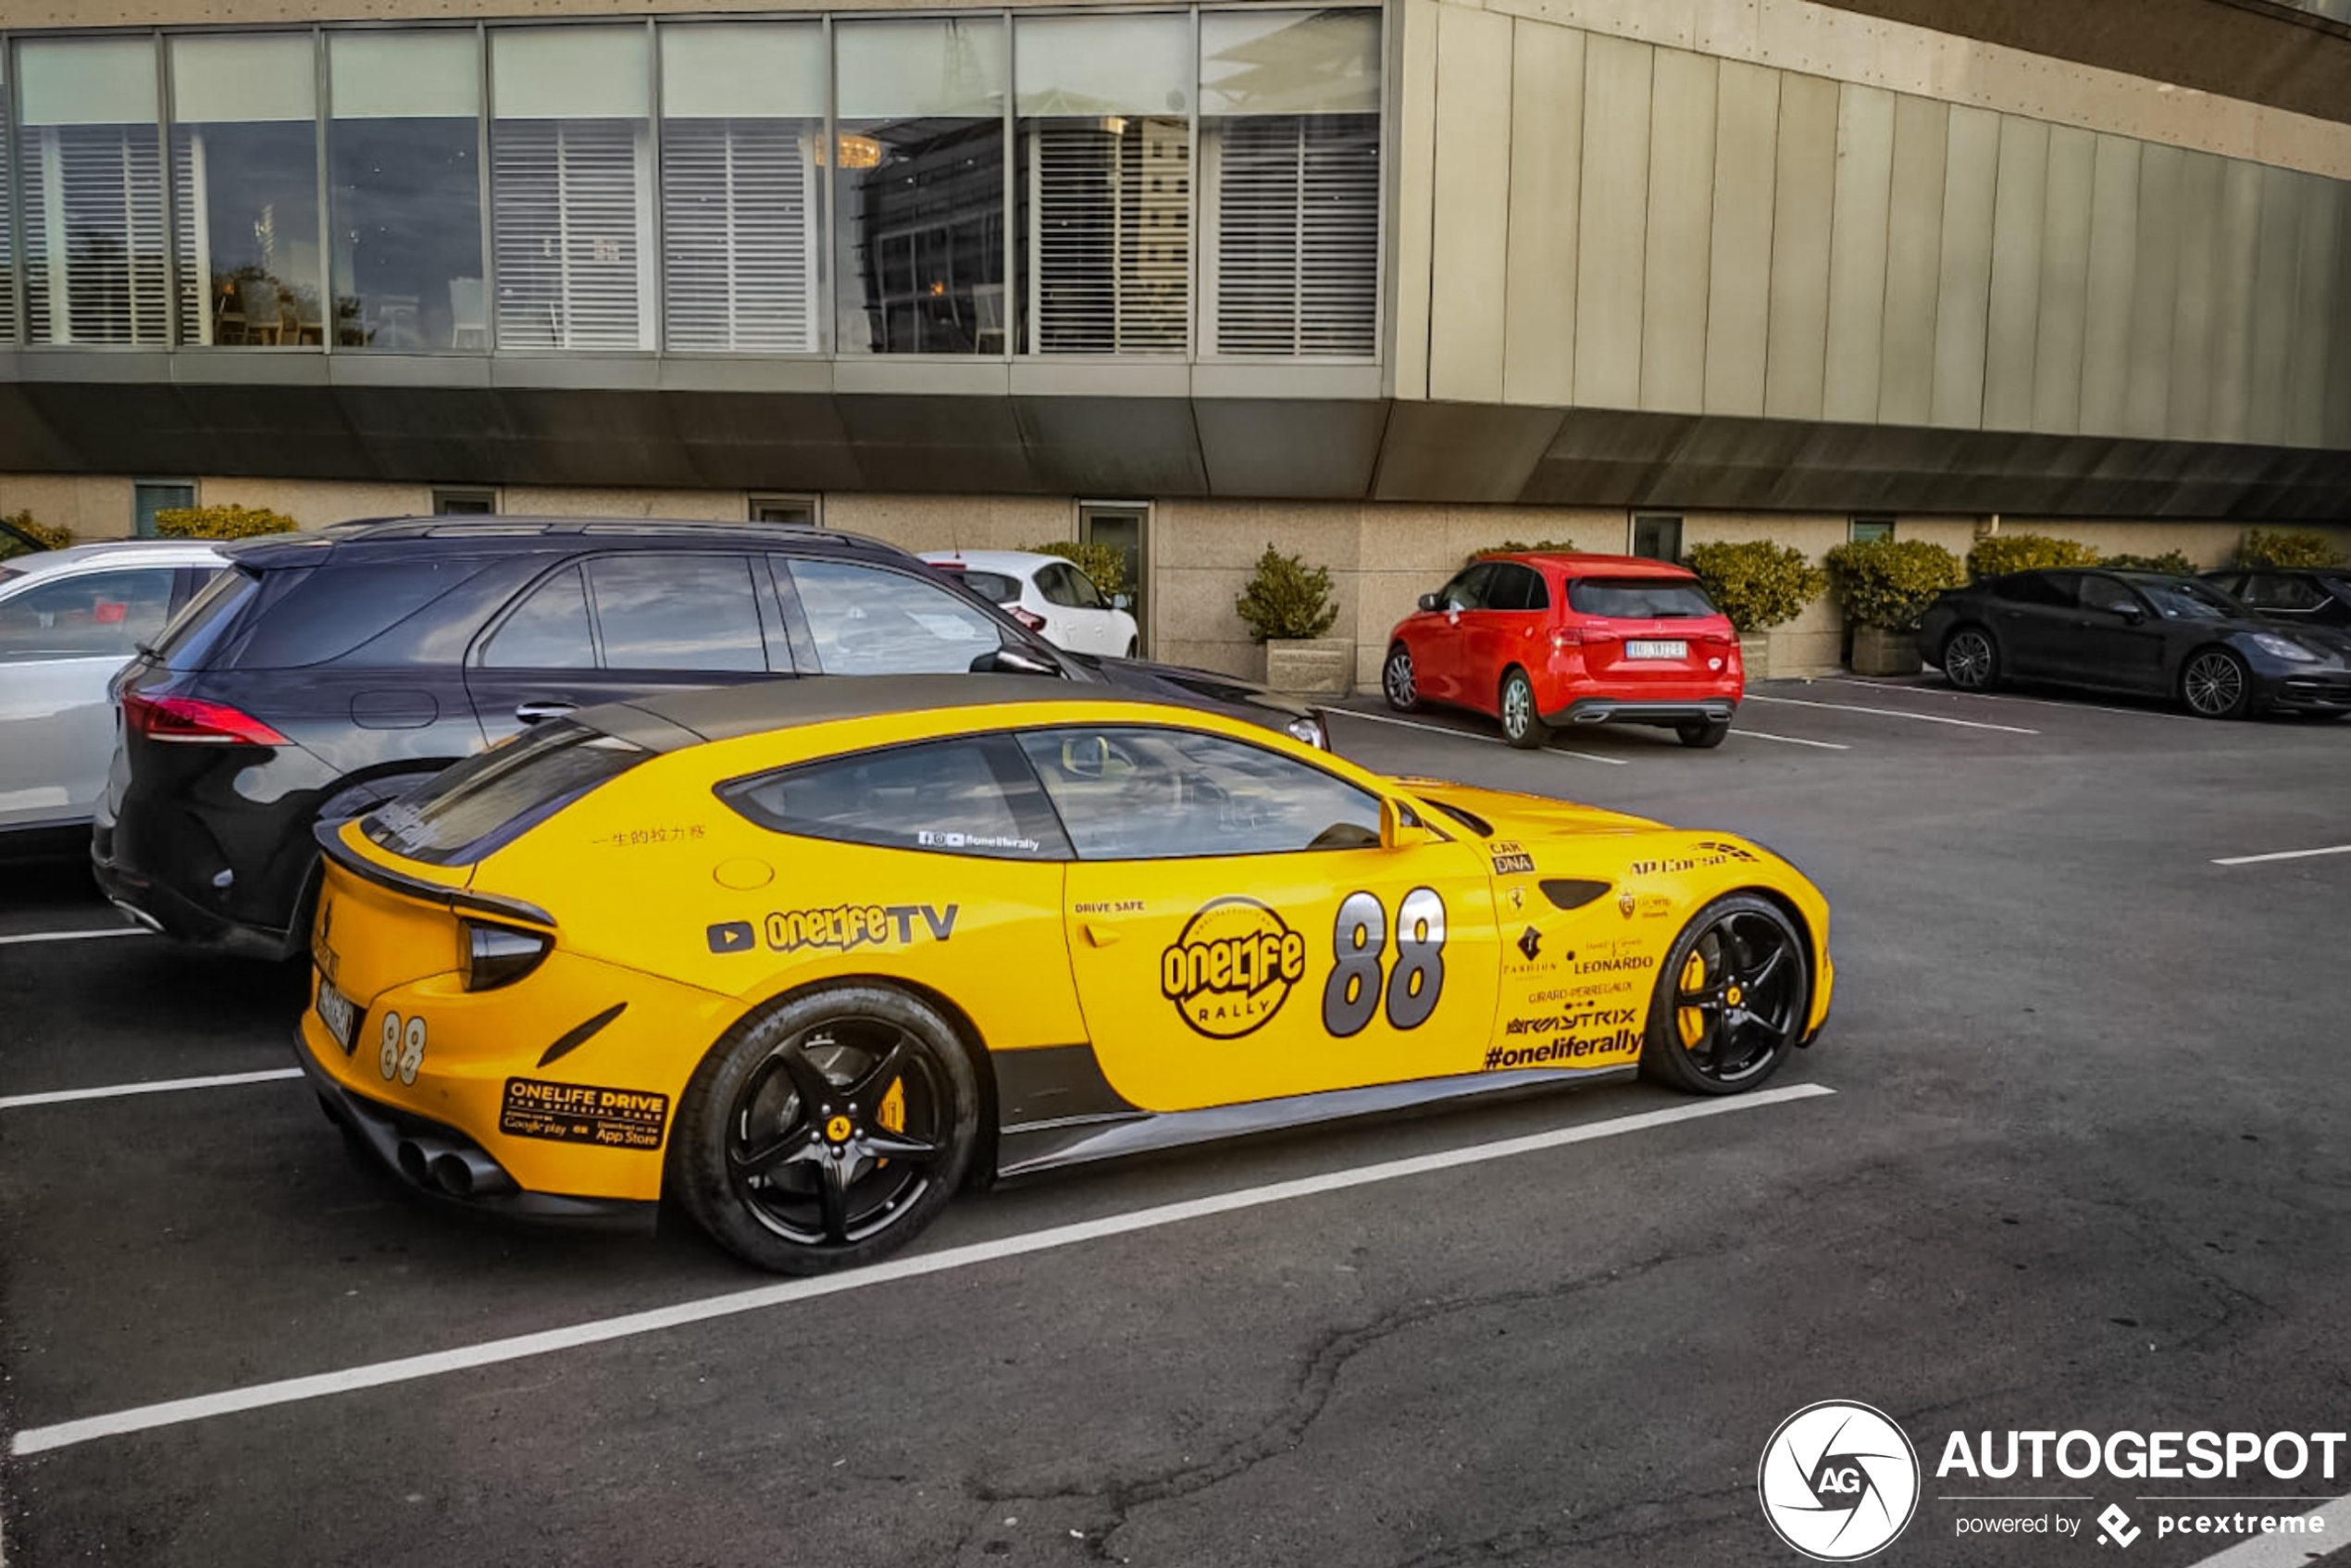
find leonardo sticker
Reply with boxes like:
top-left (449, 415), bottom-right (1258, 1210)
top-left (499, 1077), bottom-right (670, 1151)
top-left (1160, 897), bottom-right (1308, 1039)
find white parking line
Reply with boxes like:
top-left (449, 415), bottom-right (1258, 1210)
top-left (8, 1082), bottom-right (1835, 1456)
top-left (0, 1067), bottom-right (304, 1112)
top-left (2210, 843), bottom-right (2351, 867)
top-left (1821, 678), bottom-right (2175, 720)
top-left (1729, 729), bottom-right (1852, 751)
top-left (2182, 1492), bottom-right (2351, 1565)
top-left (1742, 694), bottom-right (2039, 734)
top-left (1330, 708), bottom-right (1630, 764)
top-left (0, 927), bottom-right (147, 948)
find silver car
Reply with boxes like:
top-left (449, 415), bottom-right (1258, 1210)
top-left (0, 541), bottom-right (227, 839)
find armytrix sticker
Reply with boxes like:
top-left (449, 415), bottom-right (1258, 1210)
top-left (499, 1077), bottom-right (669, 1150)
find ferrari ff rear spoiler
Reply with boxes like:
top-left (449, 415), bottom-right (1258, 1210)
top-left (314, 819), bottom-right (558, 929)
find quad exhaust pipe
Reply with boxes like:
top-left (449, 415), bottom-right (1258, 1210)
top-left (394, 1137), bottom-right (516, 1198)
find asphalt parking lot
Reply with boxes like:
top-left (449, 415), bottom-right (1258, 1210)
top-left (3, 675), bottom-right (2347, 1567)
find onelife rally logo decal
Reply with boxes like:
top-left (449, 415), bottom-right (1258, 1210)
top-left (1160, 897), bottom-right (1307, 1039)
top-left (1759, 1401), bottom-right (1921, 1561)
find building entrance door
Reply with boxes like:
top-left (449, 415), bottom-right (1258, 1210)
top-left (1079, 502), bottom-right (1150, 657)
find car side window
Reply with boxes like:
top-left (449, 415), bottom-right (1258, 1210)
top-left (1517, 566), bottom-right (1551, 613)
top-left (1035, 563), bottom-right (1080, 609)
top-left (2074, 574), bottom-right (2141, 615)
top-left (1993, 572), bottom-right (2076, 608)
top-left (482, 566), bottom-right (596, 669)
top-left (784, 558), bottom-right (1009, 675)
top-left (719, 734), bottom-right (1071, 860)
top-left (1064, 566), bottom-right (1108, 611)
top-left (2246, 574), bottom-right (2324, 612)
top-left (1016, 726), bottom-right (1383, 860)
top-left (0, 568), bottom-right (180, 663)
top-left (1437, 564), bottom-right (1494, 612)
top-left (588, 554), bottom-right (770, 672)
top-left (1489, 564), bottom-right (1547, 612)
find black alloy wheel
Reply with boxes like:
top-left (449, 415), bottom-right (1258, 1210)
top-left (1942, 627), bottom-right (2000, 691)
top-left (675, 985), bottom-right (977, 1274)
top-left (2181, 649), bottom-right (2251, 719)
top-left (1641, 894), bottom-right (1810, 1096)
top-left (1383, 645), bottom-right (1420, 712)
top-left (1499, 667), bottom-right (1548, 749)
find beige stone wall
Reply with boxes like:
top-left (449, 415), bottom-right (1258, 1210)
top-left (0, 475), bottom-right (139, 541)
top-left (498, 486), bottom-right (740, 521)
top-left (200, 478), bottom-right (434, 526)
top-left (821, 494), bottom-right (1074, 556)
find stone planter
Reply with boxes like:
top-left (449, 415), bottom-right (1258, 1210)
top-left (1737, 632), bottom-right (1773, 682)
top-left (1850, 625), bottom-right (1923, 677)
top-left (1262, 638), bottom-right (1353, 696)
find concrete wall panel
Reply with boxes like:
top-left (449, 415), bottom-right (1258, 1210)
top-left (1930, 105), bottom-right (1998, 429)
top-left (2166, 151), bottom-right (2225, 440)
top-left (1822, 83), bottom-right (1896, 422)
top-left (1639, 46), bottom-right (1719, 414)
top-left (2078, 134), bottom-right (2144, 435)
top-left (1574, 32), bottom-right (1655, 409)
top-left (2032, 126), bottom-right (2096, 434)
top-left (1764, 71), bottom-right (1839, 419)
top-left (1981, 115), bottom-right (2047, 431)
top-left (1703, 59), bottom-right (1780, 417)
top-left (1877, 93), bottom-right (1949, 427)
top-left (1428, 4), bottom-right (1516, 402)
top-left (2123, 143), bottom-right (2184, 441)
top-left (1390, 0), bottom-right (1442, 401)
top-left (2286, 174), bottom-right (2341, 448)
top-left (1501, 22), bottom-right (1586, 406)
top-left (2208, 158), bottom-right (2266, 444)
top-left (2247, 162), bottom-right (2306, 444)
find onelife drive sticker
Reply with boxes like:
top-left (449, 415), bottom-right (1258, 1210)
top-left (499, 1078), bottom-right (670, 1150)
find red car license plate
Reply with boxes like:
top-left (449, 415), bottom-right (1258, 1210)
top-left (1625, 639), bottom-right (1688, 660)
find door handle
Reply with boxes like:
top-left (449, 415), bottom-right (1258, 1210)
top-left (515, 701), bottom-right (578, 724)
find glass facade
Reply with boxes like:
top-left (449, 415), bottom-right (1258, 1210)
top-left (1, 11), bottom-right (1382, 362)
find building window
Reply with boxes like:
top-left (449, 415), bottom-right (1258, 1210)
top-left (1014, 16), bottom-right (1191, 356)
top-left (1631, 513), bottom-right (1683, 563)
top-left (491, 27), bottom-right (655, 352)
top-left (17, 38), bottom-right (169, 346)
top-left (747, 494), bottom-right (818, 526)
top-left (133, 480), bottom-right (197, 538)
top-left (329, 31), bottom-right (487, 352)
top-left (659, 24), bottom-right (823, 355)
top-left (431, 487), bottom-right (497, 516)
top-left (1849, 516), bottom-right (1896, 543)
top-left (169, 34), bottom-right (324, 348)
top-left (833, 19), bottom-right (1008, 356)
top-left (1, 56), bottom-right (16, 344)
top-left (1199, 10), bottom-right (1380, 359)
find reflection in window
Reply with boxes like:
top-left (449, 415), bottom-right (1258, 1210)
top-left (586, 554), bottom-right (769, 670)
top-left (170, 35), bottom-right (324, 348)
top-left (491, 28), bottom-right (655, 351)
top-left (1017, 727), bottom-right (1381, 859)
top-left (330, 31), bottom-right (486, 352)
top-left (835, 19), bottom-right (1008, 355)
top-left (1014, 15), bottom-right (1191, 355)
top-left (17, 38), bottom-right (168, 345)
top-left (662, 25), bottom-right (823, 354)
top-left (721, 735), bottom-right (1069, 860)
top-left (0, 569), bottom-right (180, 664)
top-left (482, 566), bottom-right (594, 668)
top-left (1200, 10), bottom-right (1379, 357)
top-left (785, 558), bottom-right (1006, 674)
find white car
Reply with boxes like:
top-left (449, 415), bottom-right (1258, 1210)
top-left (920, 549), bottom-right (1139, 658)
top-left (0, 540), bottom-right (228, 840)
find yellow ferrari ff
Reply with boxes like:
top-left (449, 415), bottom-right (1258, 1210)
top-left (299, 678), bottom-right (1833, 1273)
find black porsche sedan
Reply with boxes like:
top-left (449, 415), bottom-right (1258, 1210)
top-left (1915, 568), bottom-right (2351, 719)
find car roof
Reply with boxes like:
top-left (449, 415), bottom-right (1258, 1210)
top-left (1493, 552), bottom-right (1698, 579)
top-left (0, 539), bottom-right (226, 578)
top-left (580, 675), bottom-right (1182, 752)
top-left (917, 550), bottom-right (1059, 576)
top-left (2208, 564), bottom-right (2347, 578)
top-left (228, 516), bottom-right (896, 568)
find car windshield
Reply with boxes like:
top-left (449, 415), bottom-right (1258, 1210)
top-left (2136, 579), bottom-right (2240, 621)
top-left (362, 723), bottom-right (648, 865)
top-left (1567, 578), bottom-right (1718, 618)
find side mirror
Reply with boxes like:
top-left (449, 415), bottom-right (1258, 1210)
top-left (2107, 600), bottom-right (2146, 625)
top-left (1417, 592), bottom-right (1439, 613)
top-left (1379, 797), bottom-right (1438, 851)
top-left (1111, 592), bottom-right (1131, 611)
top-left (969, 644), bottom-right (1061, 677)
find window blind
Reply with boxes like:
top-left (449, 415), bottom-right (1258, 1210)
top-left (1205, 113), bottom-right (1377, 357)
top-left (660, 119), bottom-right (817, 353)
top-left (492, 119), bottom-right (652, 351)
top-left (1026, 119), bottom-right (1188, 355)
top-left (21, 125), bottom-right (169, 345)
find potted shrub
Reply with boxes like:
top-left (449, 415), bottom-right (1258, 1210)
top-left (153, 504), bottom-right (299, 540)
top-left (1467, 537), bottom-right (1574, 565)
top-left (2098, 548), bottom-right (2199, 575)
top-left (1023, 539), bottom-right (1126, 598)
top-left (1683, 540), bottom-right (1827, 681)
top-left (1235, 542), bottom-right (1347, 695)
top-left (1965, 532), bottom-right (2101, 579)
top-left (2234, 527), bottom-right (2347, 569)
top-left (1822, 537), bottom-right (1964, 676)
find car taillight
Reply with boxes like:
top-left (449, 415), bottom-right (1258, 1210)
top-left (1010, 606), bottom-right (1048, 632)
top-left (461, 919), bottom-right (553, 991)
top-left (1549, 628), bottom-right (1582, 650)
top-left (123, 692), bottom-right (290, 746)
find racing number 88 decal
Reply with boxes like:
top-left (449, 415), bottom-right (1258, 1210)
top-left (379, 1012), bottom-right (426, 1086)
top-left (1321, 888), bottom-right (1446, 1038)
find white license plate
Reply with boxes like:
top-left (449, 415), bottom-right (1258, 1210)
top-left (317, 980), bottom-right (358, 1054)
top-left (1625, 640), bottom-right (1688, 660)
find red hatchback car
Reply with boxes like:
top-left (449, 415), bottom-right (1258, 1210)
top-left (1382, 553), bottom-right (1743, 749)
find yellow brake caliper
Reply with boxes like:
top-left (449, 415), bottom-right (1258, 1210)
top-left (1677, 950), bottom-right (1710, 1049)
top-left (876, 1076), bottom-right (906, 1167)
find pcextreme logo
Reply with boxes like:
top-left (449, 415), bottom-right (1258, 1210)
top-left (1759, 1401), bottom-right (1922, 1562)
top-left (1159, 896), bottom-right (1307, 1039)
